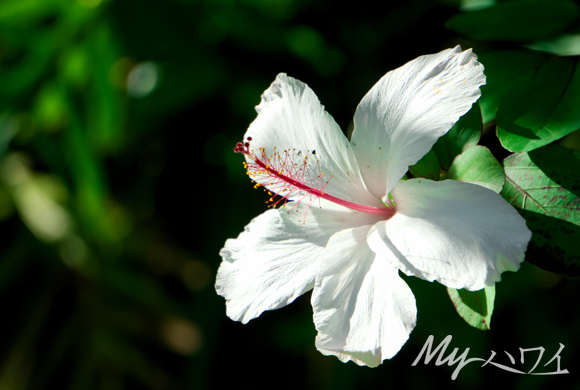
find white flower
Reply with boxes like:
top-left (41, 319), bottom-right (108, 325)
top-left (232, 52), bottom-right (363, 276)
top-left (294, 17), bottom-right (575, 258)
top-left (216, 46), bottom-right (532, 367)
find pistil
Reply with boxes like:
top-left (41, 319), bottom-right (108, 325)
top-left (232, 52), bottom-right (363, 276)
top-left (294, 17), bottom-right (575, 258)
top-left (234, 137), bottom-right (395, 219)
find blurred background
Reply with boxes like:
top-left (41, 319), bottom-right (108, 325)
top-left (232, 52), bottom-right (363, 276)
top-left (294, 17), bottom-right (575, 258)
top-left (0, 0), bottom-right (578, 389)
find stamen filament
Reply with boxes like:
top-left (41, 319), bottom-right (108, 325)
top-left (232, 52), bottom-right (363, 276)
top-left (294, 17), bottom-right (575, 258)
top-left (235, 138), bottom-right (395, 219)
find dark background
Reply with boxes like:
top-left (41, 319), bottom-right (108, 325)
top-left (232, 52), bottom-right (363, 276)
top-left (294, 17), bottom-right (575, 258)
top-left (0, 0), bottom-right (578, 389)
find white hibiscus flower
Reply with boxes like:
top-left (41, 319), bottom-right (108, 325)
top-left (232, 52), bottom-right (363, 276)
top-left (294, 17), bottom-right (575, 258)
top-left (216, 46), bottom-right (532, 367)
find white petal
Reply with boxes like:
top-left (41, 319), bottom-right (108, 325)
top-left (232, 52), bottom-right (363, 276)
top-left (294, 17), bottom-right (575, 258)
top-left (351, 46), bottom-right (486, 199)
top-left (367, 179), bottom-right (532, 291)
top-left (312, 225), bottom-right (416, 367)
top-left (217, 202), bottom-right (381, 324)
top-left (243, 74), bottom-right (383, 208)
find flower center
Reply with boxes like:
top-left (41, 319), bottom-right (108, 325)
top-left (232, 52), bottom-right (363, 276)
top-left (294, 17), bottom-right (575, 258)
top-left (234, 137), bottom-right (394, 218)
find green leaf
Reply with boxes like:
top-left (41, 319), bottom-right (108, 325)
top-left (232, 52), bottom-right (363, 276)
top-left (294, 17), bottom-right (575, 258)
top-left (446, 0), bottom-right (580, 43)
top-left (447, 145), bottom-right (505, 193)
top-left (286, 26), bottom-right (344, 76)
top-left (502, 145), bottom-right (580, 277)
top-left (526, 33), bottom-right (580, 57)
top-left (0, 34), bottom-right (56, 98)
top-left (447, 285), bottom-right (495, 331)
top-left (477, 50), bottom-right (548, 123)
top-left (460, 0), bottom-right (496, 12)
top-left (433, 102), bottom-right (482, 171)
top-left (65, 114), bottom-right (111, 243)
top-left (0, 115), bottom-right (17, 160)
top-left (409, 149), bottom-right (440, 180)
top-left (60, 44), bottom-right (91, 88)
top-left (86, 23), bottom-right (125, 152)
top-left (0, 0), bottom-right (57, 24)
top-left (497, 57), bottom-right (580, 153)
top-left (559, 128), bottom-right (580, 151)
top-left (286, 26), bottom-right (326, 61)
top-left (34, 82), bottom-right (69, 131)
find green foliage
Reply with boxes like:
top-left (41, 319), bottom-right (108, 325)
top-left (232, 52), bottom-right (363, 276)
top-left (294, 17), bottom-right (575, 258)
top-left (433, 102), bottom-right (482, 171)
top-left (526, 33), bottom-right (580, 57)
top-left (286, 26), bottom-right (345, 77)
top-left (409, 149), bottom-right (440, 180)
top-left (447, 285), bottom-right (495, 331)
top-left (502, 145), bottom-right (580, 277)
top-left (442, 0), bottom-right (580, 345)
top-left (447, 0), bottom-right (580, 43)
top-left (497, 57), bottom-right (580, 153)
top-left (0, 0), bottom-right (578, 388)
top-left (447, 145), bottom-right (505, 193)
top-left (477, 50), bottom-right (547, 123)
